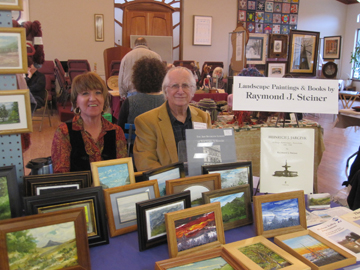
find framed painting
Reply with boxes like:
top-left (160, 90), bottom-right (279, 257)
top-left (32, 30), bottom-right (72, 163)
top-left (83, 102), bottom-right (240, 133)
top-left (202, 185), bottom-right (253, 231)
top-left (267, 61), bottom-right (287, 78)
top-left (136, 191), bottom-right (191, 251)
top-left (0, 208), bottom-right (91, 270)
top-left (0, 0), bottom-right (22, 10)
top-left (155, 247), bottom-right (240, 270)
top-left (94, 14), bottom-right (104, 42)
top-left (143, 162), bottom-right (185, 197)
top-left (23, 186), bottom-right (109, 247)
top-left (321, 61), bottom-right (338, 79)
top-left (165, 202), bottom-right (225, 258)
top-left (91, 157), bottom-right (135, 189)
top-left (24, 170), bottom-right (92, 196)
top-left (103, 180), bottom-right (160, 237)
top-left (223, 235), bottom-right (310, 270)
top-left (0, 28), bottom-right (27, 74)
top-left (268, 34), bottom-right (288, 59)
top-left (166, 173), bottom-right (221, 207)
top-left (253, 190), bottom-right (307, 238)
top-left (274, 230), bottom-right (356, 270)
top-left (288, 30), bottom-right (320, 76)
top-left (193, 15), bottom-right (212, 46)
top-left (323, 36), bottom-right (341, 60)
top-left (0, 165), bottom-right (21, 220)
top-left (0, 89), bottom-right (32, 135)
top-left (245, 33), bottom-right (268, 64)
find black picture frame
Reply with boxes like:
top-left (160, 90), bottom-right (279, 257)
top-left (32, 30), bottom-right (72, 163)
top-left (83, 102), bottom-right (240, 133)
top-left (142, 162), bottom-right (185, 197)
top-left (23, 186), bottom-right (109, 247)
top-left (323, 35), bottom-right (341, 60)
top-left (322, 61), bottom-right (338, 79)
top-left (136, 191), bottom-right (191, 251)
top-left (0, 165), bottom-right (22, 219)
top-left (23, 171), bottom-right (92, 197)
top-left (202, 161), bottom-right (253, 201)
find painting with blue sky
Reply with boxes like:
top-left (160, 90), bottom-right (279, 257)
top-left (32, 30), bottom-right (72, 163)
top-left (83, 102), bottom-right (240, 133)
top-left (98, 164), bottom-right (130, 189)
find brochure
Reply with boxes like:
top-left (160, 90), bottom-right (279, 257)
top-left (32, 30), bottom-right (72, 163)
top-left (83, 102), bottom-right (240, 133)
top-left (341, 209), bottom-right (360, 228)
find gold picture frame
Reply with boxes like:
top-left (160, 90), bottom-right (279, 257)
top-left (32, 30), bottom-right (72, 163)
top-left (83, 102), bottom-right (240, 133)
top-left (165, 202), bottom-right (225, 258)
top-left (254, 190), bottom-right (307, 238)
top-left (94, 14), bottom-right (104, 42)
top-left (91, 157), bottom-right (135, 189)
top-left (0, 89), bottom-right (33, 135)
top-left (0, 0), bottom-right (23, 11)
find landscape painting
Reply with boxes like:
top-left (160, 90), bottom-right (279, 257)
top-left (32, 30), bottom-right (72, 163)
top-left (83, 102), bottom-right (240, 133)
top-left (239, 242), bottom-right (291, 269)
top-left (98, 163), bottom-right (130, 189)
top-left (283, 234), bottom-right (346, 267)
top-left (0, 32), bottom-right (22, 69)
top-left (0, 175), bottom-right (11, 220)
top-left (167, 256), bottom-right (234, 270)
top-left (145, 201), bottom-right (184, 240)
top-left (261, 198), bottom-right (300, 231)
top-left (117, 191), bottom-right (149, 224)
top-left (329, 229), bottom-right (360, 254)
top-left (175, 211), bottom-right (217, 252)
top-left (148, 168), bottom-right (180, 197)
top-left (0, 102), bottom-right (20, 125)
top-left (210, 192), bottom-right (246, 225)
top-left (6, 221), bottom-right (78, 269)
top-left (36, 183), bottom-right (80, 195)
top-left (209, 167), bottom-right (249, 188)
top-left (184, 185), bottom-right (210, 207)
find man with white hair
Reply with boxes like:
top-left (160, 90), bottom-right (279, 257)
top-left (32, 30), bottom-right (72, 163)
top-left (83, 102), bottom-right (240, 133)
top-left (133, 66), bottom-right (211, 171)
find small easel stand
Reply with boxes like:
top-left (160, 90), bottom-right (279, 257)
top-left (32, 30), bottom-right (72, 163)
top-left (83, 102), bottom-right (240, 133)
top-left (275, 112), bottom-right (300, 128)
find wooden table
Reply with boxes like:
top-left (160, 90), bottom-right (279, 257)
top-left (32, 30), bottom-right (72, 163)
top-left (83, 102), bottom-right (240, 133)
top-left (339, 90), bottom-right (360, 109)
top-left (335, 109), bottom-right (360, 128)
top-left (192, 93), bottom-right (228, 102)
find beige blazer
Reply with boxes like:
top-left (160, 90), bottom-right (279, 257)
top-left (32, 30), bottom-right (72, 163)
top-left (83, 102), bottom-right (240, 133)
top-left (133, 102), bottom-right (211, 171)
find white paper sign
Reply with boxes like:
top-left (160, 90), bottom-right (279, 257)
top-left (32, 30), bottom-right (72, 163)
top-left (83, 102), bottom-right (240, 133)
top-left (232, 77), bottom-right (338, 114)
top-left (260, 128), bottom-right (314, 194)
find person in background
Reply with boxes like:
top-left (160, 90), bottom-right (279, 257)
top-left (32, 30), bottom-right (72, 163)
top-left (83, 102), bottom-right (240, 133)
top-left (133, 66), bottom-right (211, 171)
top-left (211, 67), bottom-right (226, 90)
top-left (117, 57), bottom-right (166, 131)
top-left (118, 37), bottom-right (162, 98)
top-left (26, 62), bottom-right (46, 113)
top-left (51, 72), bottom-right (127, 173)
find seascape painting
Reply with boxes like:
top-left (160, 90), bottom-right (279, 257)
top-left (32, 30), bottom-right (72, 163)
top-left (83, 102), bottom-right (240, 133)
top-left (148, 168), bottom-right (180, 197)
top-left (116, 191), bottom-right (149, 224)
top-left (6, 221), bottom-right (78, 270)
top-left (283, 235), bottom-right (346, 267)
top-left (0, 33), bottom-right (21, 69)
top-left (0, 102), bottom-right (20, 125)
top-left (167, 256), bottom-right (234, 270)
top-left (209, 167), bottom-right (249, 188)
top-left (0, 176), bottom-right (11, 220)
top-left (261, 198), bottom-right (300, 231)
top-left (329, 229), bottom-right (360, 254)
top-left (239, 242), bottom-right (291, 269)
top-left (175, 211), bottom-right (217, 252)
top-left (210, 192), bottom-right (246, 224)
top-left (98, 163), bottom-right (130, 189)
top-left (145, 201), bottom-right (184, 240)
top-left (184, 185), bottom-right (210, 207)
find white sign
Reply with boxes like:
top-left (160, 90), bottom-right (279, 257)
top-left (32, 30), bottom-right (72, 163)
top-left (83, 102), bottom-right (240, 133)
top-left (232, 77), bottom-right (338, 114)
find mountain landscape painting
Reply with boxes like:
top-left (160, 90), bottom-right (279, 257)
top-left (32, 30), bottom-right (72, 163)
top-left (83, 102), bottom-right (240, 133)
top-left (210, 192), bottom-right (246, 225)
top-left (98, 163), bottom-right (130, 189)
top-left (148, 168), bottom-right (180, 197)
top-left (210, 167), bottom-right (249, 188)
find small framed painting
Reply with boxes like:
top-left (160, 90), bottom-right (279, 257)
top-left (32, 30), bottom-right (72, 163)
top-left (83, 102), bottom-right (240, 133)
top-left (0, 208), bottom-right (91, 270)
top-left (323, 36), bottom-right (341, 60)
top-left (103, 180), bottom-right (160, 237)
top-left (193, 15), bottom-right (212, 46)
top-left (267, 61), bottom-right (287, 78)
top-left (253, 190), bottom-right (307, 238)
top-left (268, 34), bottom-right (288, 59)
top-left (136, 191), bottom-right (191, 251)
top-left (94, 14), bottom-right (104, 42)
top-left (275, 230), bottom-right (356, 270)
top-left (246, 33), bottom-right (268, 64)
top-left (0, 165), bottom-right (21, 220)
top-left (0, 90), bottom-right (32, 135)
top-left (91, 157), bottom-right (135, 189)
top-left (0, 0), bottom-right (22, 10)
top-left (165, 202), bottom-right (225, 258)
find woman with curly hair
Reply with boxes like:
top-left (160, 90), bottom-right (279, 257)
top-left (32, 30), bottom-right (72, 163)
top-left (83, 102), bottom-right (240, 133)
top-left (117, 57), bottom-right (166, 131)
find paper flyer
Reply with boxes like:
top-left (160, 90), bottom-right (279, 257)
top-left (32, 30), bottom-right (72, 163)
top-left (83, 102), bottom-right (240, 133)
top-left (341, 209), bottom-right (360, 228)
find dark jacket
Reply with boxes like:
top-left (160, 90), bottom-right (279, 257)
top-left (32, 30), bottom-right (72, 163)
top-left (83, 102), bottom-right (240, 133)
top-left (26, 70), bottom-right (46, 107)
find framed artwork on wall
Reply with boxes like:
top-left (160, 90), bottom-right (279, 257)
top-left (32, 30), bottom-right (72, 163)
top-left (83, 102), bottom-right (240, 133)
top-left (268, 34), bottom-right (288, 59)
top-left (323, 36), bottom-right (341, 60)
top-left (94, 14), bottom-right (104, 42)
top-left (0, 0), bottom-right (22, 10)
top-left (246, 33), bottom-right (268, 64)
top-left (193, 15), bottom-right (212, 46)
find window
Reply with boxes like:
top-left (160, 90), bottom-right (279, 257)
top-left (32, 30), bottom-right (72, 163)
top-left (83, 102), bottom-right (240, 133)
top-left (351, 29), bottom-right (360, 80)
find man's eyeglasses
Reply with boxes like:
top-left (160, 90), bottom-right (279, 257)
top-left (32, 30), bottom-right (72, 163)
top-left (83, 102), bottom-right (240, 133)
top-left (167, 83), bottom-right (192, 91)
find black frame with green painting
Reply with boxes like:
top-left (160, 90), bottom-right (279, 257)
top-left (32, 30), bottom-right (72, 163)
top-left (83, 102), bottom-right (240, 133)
top-left (136, 191), bottom-right (191, 251)
top-left (0, 165), bottom-right (21, 220)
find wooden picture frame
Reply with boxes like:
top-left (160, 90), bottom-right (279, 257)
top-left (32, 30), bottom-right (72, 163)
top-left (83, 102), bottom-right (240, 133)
top-left (246, 33), bottom-right (268, 64)
top-left (0, 208), bottom-right (91, 270)
top-left (202, 185), bottom-right (253, 231)
top-left (136, 191), bottom-right (191, 251)
top-left (91, 157), bottom-right (135, 189)
top-left (94, 14), bottom-right (104, 42)
top-left (223, 235), bottom-right (310, 270)
top-left (0, 0), bottom-right (22, 10)
top-left (288, 30), bottom-right (320, 76)
top-left (166, 173), bottom-right (221, 207)
top-left (103, 180), bottom-right (160, 237)
top-left (266, 61), bottom-right (287, 78)
top-left (254, 190), bottom-right (307, 238)
top-left (323, 36), bottom-right (341, 60)
top-left (23, 186), bottom-right (109, 247)
top-left (268, 34), bottom-right (288, 59)
top-left (0, 165), bottom-right (22, 220)
top-left (0, 28), bottom-right (27, 74)
top-left (274, 230), bottom-right (356, 270)
top-left (0, 89), bottom-right (32, 135)
top-left (155, 247), bottom-right (240, 270)
top-left (143, 162), bottom-right (185, 197)
top-left (193, 15), bottom-right (212, 46)
top-left (24, 171), bottom-right (92, 197)
top-left (165, 202), bottom-right (225, 258)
